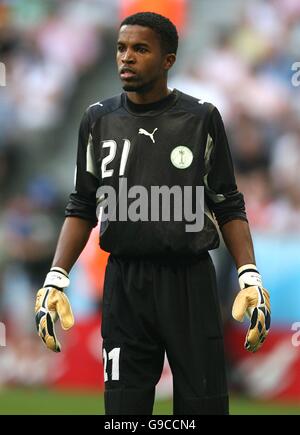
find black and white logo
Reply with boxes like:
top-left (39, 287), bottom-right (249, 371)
top-left (138, 128), bottom-right (158, 143)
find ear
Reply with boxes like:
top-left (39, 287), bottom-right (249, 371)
top-left (164, 53), bottom-right (176, 71)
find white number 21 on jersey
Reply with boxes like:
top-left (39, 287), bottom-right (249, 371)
top-left (101, 139), bottom-right (131, 179)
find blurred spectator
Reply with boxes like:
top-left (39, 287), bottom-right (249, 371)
top-left (1, 178), bottom-right (61, 333)
top-left (230, 112), bottom-right (270, 174)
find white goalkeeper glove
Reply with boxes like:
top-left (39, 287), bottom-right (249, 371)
top-left (232, 264), bottom-right (271, 353)
top-left (35, 267), bottom-right (74, 352)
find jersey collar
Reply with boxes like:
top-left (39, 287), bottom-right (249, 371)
top-left (122, 89), bottom-right (179, 116)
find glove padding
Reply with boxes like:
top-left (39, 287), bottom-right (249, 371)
top-left (232, 286), bottom-right (271, 353)
top-left (35, 287), bottom-right (74, 352)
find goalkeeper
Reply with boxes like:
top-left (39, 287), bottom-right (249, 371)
top-left (35, 11), bottom-right (270, 415)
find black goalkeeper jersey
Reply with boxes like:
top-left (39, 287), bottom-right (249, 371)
top-left (65, 89), bottom-right (247, 257)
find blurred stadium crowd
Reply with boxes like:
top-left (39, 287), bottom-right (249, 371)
top-left (0, 0), bottom-right (119, 386)
top-left (0, 0), bottom-right (299, 399)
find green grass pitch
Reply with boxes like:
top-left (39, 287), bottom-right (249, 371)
top-left (0, 389), bottom-right (299, 415)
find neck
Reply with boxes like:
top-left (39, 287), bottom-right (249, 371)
top-left (126, 82), bottom-right (170, 105)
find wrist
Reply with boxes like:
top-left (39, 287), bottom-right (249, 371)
top-left (237, 263), bottom-right (263, 290)
top-left (44, 267), bottom-right (70, 290)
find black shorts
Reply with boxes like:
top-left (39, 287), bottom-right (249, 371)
top-left (101, 253), bottom-right (229, 415)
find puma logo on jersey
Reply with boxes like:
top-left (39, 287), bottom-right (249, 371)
top-left (138, 128), bottom-right (158, 143)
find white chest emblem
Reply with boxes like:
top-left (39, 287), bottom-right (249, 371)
top-left (138, 128), bottom-right (158, 143)
top-left (171, 146), bottom-right (193, 169)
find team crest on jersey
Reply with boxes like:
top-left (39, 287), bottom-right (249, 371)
top-left (170, 146), bottom-right (193, 169)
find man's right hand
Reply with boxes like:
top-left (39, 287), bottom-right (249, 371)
top-left (35, 268), bottom-right (74, 352)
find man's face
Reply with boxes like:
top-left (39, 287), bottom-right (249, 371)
top-left (117, 25), bottom-right (168, 93)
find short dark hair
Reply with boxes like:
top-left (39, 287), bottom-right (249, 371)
top-left (120, 12), bottom-right (178, 55)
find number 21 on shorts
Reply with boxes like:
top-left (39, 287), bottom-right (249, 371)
top-left (103, 347), bottom-right (120, 381)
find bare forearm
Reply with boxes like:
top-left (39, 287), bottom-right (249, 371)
top-left (220, 219), bottom-right (255, 268)
top-left (52, 217), bottom-right (94, 273)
